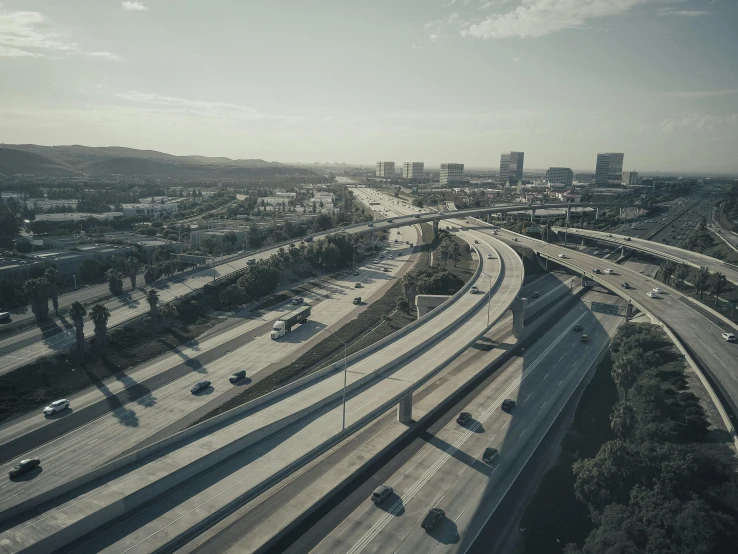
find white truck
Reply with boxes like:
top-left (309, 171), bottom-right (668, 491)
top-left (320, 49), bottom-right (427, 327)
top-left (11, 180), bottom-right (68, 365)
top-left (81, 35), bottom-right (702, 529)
top-left (270, 305), bottom-right (311, 339)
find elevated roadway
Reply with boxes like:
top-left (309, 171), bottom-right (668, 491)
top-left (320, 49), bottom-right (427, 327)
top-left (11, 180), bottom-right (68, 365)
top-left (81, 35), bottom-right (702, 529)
top-left (0, 229), bottom-right (523, 554)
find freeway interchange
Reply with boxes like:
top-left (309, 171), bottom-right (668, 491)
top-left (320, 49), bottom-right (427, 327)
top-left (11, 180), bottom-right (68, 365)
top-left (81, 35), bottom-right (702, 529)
top-left (0, 188), bottom-right (737, 554)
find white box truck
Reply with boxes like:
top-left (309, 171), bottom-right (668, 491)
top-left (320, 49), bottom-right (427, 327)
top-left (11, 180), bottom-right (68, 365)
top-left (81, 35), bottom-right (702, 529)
top-left (271, 305), bottom-right (311, 339)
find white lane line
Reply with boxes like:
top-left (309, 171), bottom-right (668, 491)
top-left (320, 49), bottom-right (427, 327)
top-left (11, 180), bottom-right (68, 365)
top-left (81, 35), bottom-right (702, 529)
top-left (541, 401), bottom-right (547, 409)
top-left (0, 490), bottom-right (24, 503)
top-left (558, 379), bottom-right (564, 387)
top-left (433, 494), bottom-right (446, 508)
top-left (454, 508), bottom-right (466, 523)
top-left (543, 372), bottom-right (549, 380)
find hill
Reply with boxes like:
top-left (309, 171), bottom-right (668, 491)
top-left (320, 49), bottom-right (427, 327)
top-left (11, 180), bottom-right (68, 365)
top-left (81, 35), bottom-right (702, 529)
top-left (0, 144), bottom-right (314, 178)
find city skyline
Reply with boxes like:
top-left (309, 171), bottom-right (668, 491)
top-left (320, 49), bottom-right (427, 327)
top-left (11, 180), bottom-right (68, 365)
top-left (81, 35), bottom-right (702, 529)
top-left (1, 0), bottom-right (737, 173)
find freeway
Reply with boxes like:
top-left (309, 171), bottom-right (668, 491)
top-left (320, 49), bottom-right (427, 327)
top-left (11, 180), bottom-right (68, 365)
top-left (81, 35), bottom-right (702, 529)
top-left (313, 289), bottom-right (621, 554)
top-left (0, 225), bottom-right (421, 519)
top-left (0, 227), bottom-right (522, 554)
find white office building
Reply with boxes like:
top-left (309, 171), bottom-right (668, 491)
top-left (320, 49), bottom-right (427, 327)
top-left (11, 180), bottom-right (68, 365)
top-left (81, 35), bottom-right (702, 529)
top-left (440, 163), bottom-right (464, 185)
top-left (594, 153), bottom-right (624, 186)
top-left (376, 161), bottom-right (395, 178)
top-left (546, 167), bottom-right (574, 188)
top-left (402, 162), bottom-right (424, 180)
top-left (500, 152), bottom-right (525, 183)
top-left (622, 171), bottom-right (640, 185)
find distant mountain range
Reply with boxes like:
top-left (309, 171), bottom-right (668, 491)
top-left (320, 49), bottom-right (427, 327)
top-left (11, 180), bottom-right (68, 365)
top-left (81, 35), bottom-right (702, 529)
top-left (0, 144), bottom-right (315, 179)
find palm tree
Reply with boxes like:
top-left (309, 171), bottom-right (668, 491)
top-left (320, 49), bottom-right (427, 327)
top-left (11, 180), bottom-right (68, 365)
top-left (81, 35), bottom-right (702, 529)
top-left (711, 272), bottom-right (728, 307)
top-left (158, 303), bottom-right (178, 331)
top-left (70, 301), bottom-right (87, 357)
top-left (610, 401), bottom-right (636, 439)
top-left (146, 289), bottom-right (160, 337)
top-left (674, 263), bottom-right (690, 291)
top-left (611, 352), bottom-right (642, 399)
top-left (125, 257), bottom-right (139, 290)
top-left (696, 266), bottom-right (710, 299)
top-left (22, 277), bottom-right (50, 323)
top-left (143, 264), bottom-right (157, 285)
top-left (659, 260), bottom-right (676, 286)
top-left (90, 304), bottom-right (110, 355)
top-left (45, 267), bottom-right (60, 316)
top-left (451, 241), bottom-right (462, 267)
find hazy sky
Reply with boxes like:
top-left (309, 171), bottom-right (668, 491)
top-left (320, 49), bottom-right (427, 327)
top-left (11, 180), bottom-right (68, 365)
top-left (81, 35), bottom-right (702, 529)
top-left (1, 0), bottom-right (737, 172)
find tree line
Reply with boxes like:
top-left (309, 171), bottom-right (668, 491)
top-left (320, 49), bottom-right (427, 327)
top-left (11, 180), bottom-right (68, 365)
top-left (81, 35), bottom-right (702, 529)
top-left (563, 323), bottom-right (738, 553)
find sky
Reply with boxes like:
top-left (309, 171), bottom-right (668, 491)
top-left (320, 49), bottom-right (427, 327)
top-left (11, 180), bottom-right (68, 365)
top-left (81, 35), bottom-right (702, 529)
top-left (0, 0), bottom-right (737, 173)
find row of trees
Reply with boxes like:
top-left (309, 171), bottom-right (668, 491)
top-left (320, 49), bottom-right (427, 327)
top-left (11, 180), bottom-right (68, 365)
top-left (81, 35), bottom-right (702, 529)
top-left (658, 260), bottom-right (728, 305)
top-left (564, 323), bottom-right (738, 553)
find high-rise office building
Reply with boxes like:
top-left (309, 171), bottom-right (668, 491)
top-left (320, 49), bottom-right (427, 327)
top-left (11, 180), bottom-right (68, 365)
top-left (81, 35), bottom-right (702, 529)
top-left (594, 153), bottom-right (624, 186)
top-left (546, 167), bottom-right (574, 187)
top-left (622, 171), bottom-right (640, 185)
top-left (440, 163), bottom-right (464, 185)
top-left (402, 162), bottom-right (424, 180)
top-left (575, 173), bottom-right (595, 184)
top-left (500, 151), bottom-right (525, 183)
top-left (376, 161), bottom-right (395, 178)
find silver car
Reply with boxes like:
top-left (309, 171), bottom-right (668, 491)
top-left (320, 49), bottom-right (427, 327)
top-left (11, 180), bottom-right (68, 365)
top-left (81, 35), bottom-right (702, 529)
top-left (43, 399), bottom-right (70, 416)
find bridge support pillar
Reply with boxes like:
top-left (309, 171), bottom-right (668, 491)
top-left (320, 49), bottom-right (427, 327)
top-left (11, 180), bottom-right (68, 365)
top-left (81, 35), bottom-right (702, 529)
top-left (397, 393), bottom-right (413, 424)
top-left (530, 208), bottom-right (535, 222)
top-left (626, 302), bottom-right (633, 319)
top-left (512, 297), bottom-right (528, 338)
top-left (432, 219), bottom-right (439, 238)
top-left (595, 207), bottom-right (600, 219)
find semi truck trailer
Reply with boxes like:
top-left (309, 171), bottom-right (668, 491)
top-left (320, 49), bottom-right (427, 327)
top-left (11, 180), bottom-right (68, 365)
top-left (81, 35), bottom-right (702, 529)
top-left (271, 305), bottom-right (311, 339)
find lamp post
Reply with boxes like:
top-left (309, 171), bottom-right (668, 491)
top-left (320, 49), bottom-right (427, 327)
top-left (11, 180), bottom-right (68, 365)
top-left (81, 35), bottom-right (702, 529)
top-left (320, 327), bottom-right (348, 431)
top-left (480, 269), bottom-right (494, 328)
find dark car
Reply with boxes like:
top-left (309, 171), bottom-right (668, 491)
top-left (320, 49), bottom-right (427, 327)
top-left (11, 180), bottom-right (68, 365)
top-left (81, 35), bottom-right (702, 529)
top-left (621, 282), bottom-right (630, 289)
top-left (383, 267), bottom-right (390, 272)
top-left (456, 412), bottom-right (472, 425)
top-left (414, 214), bottom-right (420, 218)
top-left (501, 399), bottom-right (516, 412)
top-left (421, 508), bottom-right (445, 530)
top-left (190, 380), bottom-right (211, 394)
top-left (530, 291), bottom-right (539, 299)
top-left (371, 485), bottom-right (393, 504)
top-left (8, 458), bottom-right (40, 478)
top-left (353, 297), bottom-right (361, 305)
top-left (354, 282), bottom-right (362, 288)
top-left (229, 370), bottom-right (246, 384)
top-left (581, 334), bottom-right (590, 343)
top-left (482, 447), bottom-right (499, 464)
top-left (626, 237), bottom-right (632, 241)
top-left (291, 297), bottom-right (304, 306)
top-left (573, 324), bottom-right (583, 332)
top-left (387, 218), bottom-right (393, 223)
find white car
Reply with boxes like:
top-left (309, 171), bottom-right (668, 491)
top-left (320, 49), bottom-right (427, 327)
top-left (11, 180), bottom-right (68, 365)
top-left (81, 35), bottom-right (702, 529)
top-left (652, 287), bottom-right (663, 294)
top-left (487, 254), bottom-right (494, 259)
top-left (604, 269), bottom-right (614, 275)
top-left (558, 253), bottom-right (566, 258)
top-left (43, 399), bottom-right (70, 416)
top-left (470, 285), bottom-right (478, 294)
top-left (722, 332), bottom-right (736, 342)
top-left (647, 291), bottom-right (659, 298)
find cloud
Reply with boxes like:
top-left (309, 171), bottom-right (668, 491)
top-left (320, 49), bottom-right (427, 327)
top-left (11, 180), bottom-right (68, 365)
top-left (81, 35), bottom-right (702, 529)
top-left (659, 89), bottom-right (738, 99)
top-left (429, 33), bottom-right (440, 41)
top-left (660, 113), bottom-right (738, 132)
top-left (114, 91), bottom-right (310, 123)
top-left (0, 4), bottom-right (76, 57)
top-left (122, 1), bottom-right (149, 11)
top-left (411, 44), bottom-right (424, 49)
top-left (657, 8), bottom-right (711, 16)
top-left (462, 0), bottom-right (654, 39)
top-left (88, 51), bottom-right (121, 60)
top-left (512, 57), bottom-right (521, 61)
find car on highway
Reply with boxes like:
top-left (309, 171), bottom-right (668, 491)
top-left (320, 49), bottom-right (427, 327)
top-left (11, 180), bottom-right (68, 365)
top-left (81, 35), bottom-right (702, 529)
top-left (487, 254), bottom-right (494, 259)
top-left (592, 268), bottom-right (601, 274)
top-left (387, 218), bottom-right (393, 223)
top-left (608, 234), bottom-right (612, 237)
top-left (353, 271), bottom-right (359, 275)
top-left (380, 254), bottom-right (384, 258)
top-left (470, 285), bottom-right (478, 294)
top-left (229, 370), bottom-right (246, 384)
top-left (482, 447), bottom-right (499, 464)
top-left (573, 324), bottom-right (583, 332)
top-left (354, 282), bottom-right (362, 288)
top-left (531, 291), bottom-right (539, 299)
top-left (501, 399), bottom-right (516, 412)
top-left (474, 239), bottom-right (479, 244)
top-left (367, 222), bottom-right (374, 227)
top-left (371, 485), bottom-right (394, 504)
top-left (190, 380), bottom-right (211, 394)
top-left (291, 297), bottom-right (304, 305)
top-left (43, 399), bottom-right (70, 416)
top-left (421, 508), bottom-right (445, 530)
top-left (374, 258), bottom-right (379, 263)
top-left (8, 458), bottom-right (41, 479)
top-left (383, 267), bottom-right (389, 272)
top-left (456, 412), bottom-right (472, 425)
top-left (721, 332), bottom-right (735, 342)
top-left (558, 253), bottom-right (567, 258)
top-left (0, 311), bottom-right (10, 321)
top-left (604, 269), bottom-right (614, 274)
top-left (581, 334), bottom-right (590, 342)
top-left (353, 297), bottom-right (361, 305)
top-left (414, 214), bottom-right (420, 218)
top-left (621, 282), bottom-right (630, 289)
top-left (649, 290), bottom-right (660, 298)
top-left (512, 237), bottom-right (518, 242)
top-left (652, 287), bottom-right (664, 294)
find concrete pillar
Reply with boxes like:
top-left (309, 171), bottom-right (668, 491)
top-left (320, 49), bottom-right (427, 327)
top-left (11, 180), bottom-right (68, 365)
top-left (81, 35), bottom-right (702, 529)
top-left (512, 297), bottom-right (528, 338)
top-left (581, 273), bottom-right (587, 287)
top-left (530, 208), bottom-right (535, 222)
top-left (595, 207), bottom-right (600, 219)
top-left (626, 302), bottom-right (633, 319)
top-left (432, 219), bottom-right (439, 237)
top-left (397, 393), bottom-right (413, 424)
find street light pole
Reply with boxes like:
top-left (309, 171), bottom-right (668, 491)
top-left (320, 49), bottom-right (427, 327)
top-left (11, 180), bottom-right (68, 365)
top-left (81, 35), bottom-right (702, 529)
top-left (320, 327), bottom-right (348, 431)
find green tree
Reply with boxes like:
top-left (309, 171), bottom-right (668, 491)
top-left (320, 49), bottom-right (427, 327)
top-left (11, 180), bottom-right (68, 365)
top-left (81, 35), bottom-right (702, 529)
top-left (125, 257), bottom-right (139, 290)
top-left (105, 268), bottom-right (124, 296)
top-left (674, 263), bottom-right (690, 291)
top-left (610, 401), bottom-right (636, 439)
top-left (158, 302), bottom-right (178, 331)
top-left (70, 301), bottom-right (87, 357)
top-left (695, 266), bottom-right (710, 299)
top-left (90, 303), bottom-right (110, 355)
top-left (711, 271), bottom-right (728, 307)
top-left (44, 267), bottom-right (60, 316)
top-left (146, 289), bottom-right (159, 337)
top-left (395, 295), bottom-right (410, 314)
top-left (22, 277), bottom-right (50, 323)
top-left (659, 260), bottom-right (676, 286)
